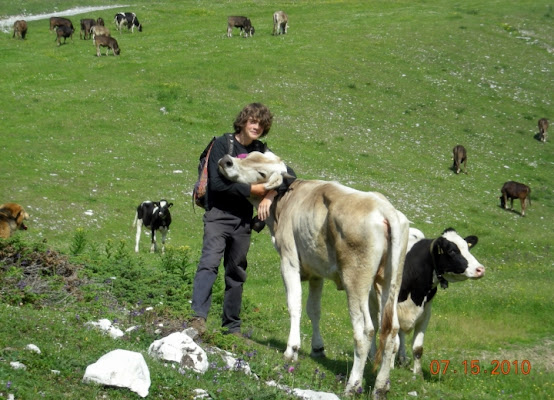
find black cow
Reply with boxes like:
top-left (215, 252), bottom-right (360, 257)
top-left (227, 16), bottom-right (255, 37)
top-left (538, 118), bottom-right (548, 143)
top-left (133, 200), bottom-right (173, 253)
top-left (80, 18), bottom-right (96, 39)
top-left (452, 145), bottom-right (467, 174)
top-left (50, 17), bottom-right (73, 32)
top-left (56, 26), bottom-right (74, 46)
top-left (500, 181), bottom-right (531, 216)
top-left (114, 12), bottom-right (142, 33)
top-left (94, 35), bottom-right (120, 56)
top-left (13, 20), bottom-right (28, 39)
top-left (370, 228), bottom-right (485, 375)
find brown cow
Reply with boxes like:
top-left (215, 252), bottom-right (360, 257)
top-left (452, 145), bottom-right (467, 174)
top-left (538, 118), bottom-right (548, 143)
top-left (12, 20), bottom-right (28, 39)
top-left (0, 203), bottom-right (29, 239)
top-left (500, 181), bottom-right (531, 216)
top-left (80, 18), bottom-right (96, 39)
top-left (273, 11), bottom-right (288, 35)
top-left (50, 17), bottom-right (73, 32)
top-left (56, 26), bottom-right (74, 46)
top-left (95, 35), bottom-right (120, 56)
top-left (96, 17), bottom-right (105, 26)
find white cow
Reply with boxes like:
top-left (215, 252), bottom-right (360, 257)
top-left (217, 151), bottom-right (409, 399)
top-left (273, 11), bottom-right (288, 35)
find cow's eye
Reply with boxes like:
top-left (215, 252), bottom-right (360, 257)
top-left (258, 172), bottom-right (266, 178)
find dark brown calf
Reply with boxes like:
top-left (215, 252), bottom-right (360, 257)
top-left (13, 20), bottom-right (28, 39)
top-left (56, 26), bottom-right (74, 46)
top-left (50, 17), bottom-right (73, 32)
top-left (95, 35), bottom-right (120, 56)
top-left (500, 181), bottom-right (531, 216)
top-left (227, 16), bottom-right (254, 37)
top-left (538, 118), bottom-right (548, 143)
top-left (452, 145), bottom-right (467, 174)
top-left (80, 18), bottom-right (96, 39)
top-left (96, 17), bottom-right (105, 26)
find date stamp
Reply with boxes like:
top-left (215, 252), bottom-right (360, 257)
top-left (430, 359), bottom-right (532, 375)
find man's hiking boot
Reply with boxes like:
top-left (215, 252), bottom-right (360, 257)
top-left (188, 316), bottom-right (207, 337)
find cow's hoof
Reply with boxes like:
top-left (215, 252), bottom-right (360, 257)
top-left (310, 347), bottom-right (326, 358)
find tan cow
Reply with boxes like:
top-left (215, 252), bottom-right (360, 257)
top-left (91, 25), bottom-right (111, 41)
top-left (452, 145), bottom-right (467, 174)
top-left (273, 11), bottom-right (288, 35)
top-left (218, 151), bottom-right (409, 399)
top-left (0, 203), bottom-right (29, 239)
top-left (12, 20), bottom-right (28, 39)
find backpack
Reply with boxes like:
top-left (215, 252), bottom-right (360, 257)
top-left (193, 133), bottom-right (234, 210)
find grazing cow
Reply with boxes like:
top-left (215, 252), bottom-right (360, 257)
top-left (114, 12), bottom-right (142, 33)
top-left (91, 25), bottom-right (111, 40)
top-left (12, 20), bottom-right (28, 39)
top-left (94, 35), bottom-right (120, 56)
top-left (80, 18), bottom-right (96, 39)
top-left (0, 203), bottom-right (29, 239)
top-left (227, 16), bottom-right (255, 37)
top-left (370, 228), bottom-right (485, 375)
top-left (273, 11), bottom-right (288, 35)
top-left (50, 17), bottom-right (73, 32)
top-left (452, 145), bottom-right (467, 174)
top-left (56, 26), bottom-right (74, 46)
top-left (500, 181), bottom-right (531, 216)
top-left (133, 200), bottom-right (173, 253)
top-left (96, 17), bottom-right (105, 26)
top-left (217, 151), bottom-right (409, 398)
top-left (538, 118), bottom-right (548, 142)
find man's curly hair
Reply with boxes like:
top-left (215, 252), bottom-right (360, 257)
top-left (233, 103), bottom-right (273, 137)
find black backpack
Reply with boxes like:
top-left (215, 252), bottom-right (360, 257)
top-left (192, 134), bottom-right (234, 210)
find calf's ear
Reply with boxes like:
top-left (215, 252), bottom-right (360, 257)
top-left (464, 235), bottom-right (478, 249)
top-left (264, 172), bottom-right (284, 190)
top-left (168, 203), bottom-right (173, 208)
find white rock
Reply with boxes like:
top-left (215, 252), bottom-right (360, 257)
top-left (86, 319), bottom-right (124, 339)
top-left (10, 361), bottom-right (26, 370)
top-left (83, 349), bottom-right (150, 398)
top-left (192, 388), bottom-right (211, 399)
top-left (26, 344), bottom-right (41, 354)
top-left (292, 388), bottom-right (341, 400)
top-left (148, 332), bottom-right (208, 374)
top-left (408, 391), bottom-right (418, 397)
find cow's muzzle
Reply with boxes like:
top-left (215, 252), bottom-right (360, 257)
top-left (219, 155), bottom-right (234, 169)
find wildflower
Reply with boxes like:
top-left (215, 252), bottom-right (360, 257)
top-left (7, 381), bottom-right (12, 389)
top-left (288, 366), bottom-right (295, 373)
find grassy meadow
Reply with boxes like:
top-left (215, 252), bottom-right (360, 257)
top-left (0, 0), bottom-right (553, 399)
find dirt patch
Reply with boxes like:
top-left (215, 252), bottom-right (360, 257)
top-left (473, 339), bottom-right (554, 373)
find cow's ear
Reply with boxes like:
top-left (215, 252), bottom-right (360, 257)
top-left (465, 235), bottom-right (478, 249)
top-left (168, 203), bottom-right (173, 208)
top-left (264, 172), bottom-right (284, 190)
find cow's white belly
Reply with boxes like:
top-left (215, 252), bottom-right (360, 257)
top-left (397, 294), bottom-right (426, 333)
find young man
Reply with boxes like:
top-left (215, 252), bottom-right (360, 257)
top-left (190, 103), bottom-right (295, 336)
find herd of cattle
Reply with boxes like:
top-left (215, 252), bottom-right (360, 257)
top-left (10, 12), bottom-right (142, 56)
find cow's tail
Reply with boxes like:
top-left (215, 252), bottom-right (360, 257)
top-left (374, 208), bottom-right (409, 370)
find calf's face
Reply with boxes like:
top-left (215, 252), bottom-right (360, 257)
top-left (437, 230), bottom-right (485, 282)
top-left (218, 151), bottom-right (288, 189)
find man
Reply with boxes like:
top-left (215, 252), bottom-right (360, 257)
top-left (190, 103), bottom-right (295, 336)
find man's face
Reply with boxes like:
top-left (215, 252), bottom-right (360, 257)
top-left (242, 117), bottom-right (264, 141)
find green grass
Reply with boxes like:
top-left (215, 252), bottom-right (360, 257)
top-left (1, 0), bottom-right (553, 399)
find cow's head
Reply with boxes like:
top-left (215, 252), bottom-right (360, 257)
top-left (218, 151), bottom-right (289, 190)
top-left (155, 200), bottom-right (173, 219)
top-left (433, 228), bottom-right (485, 282)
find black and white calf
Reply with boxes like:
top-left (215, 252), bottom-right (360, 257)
top-left (114, 12), bottom-right (142, 33)
top-left (370, 228), bottom-right (485, 375)
top-left (133, 200), bottom-right (172, 253)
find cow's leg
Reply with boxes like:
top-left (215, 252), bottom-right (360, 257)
top-left (396, 329), bottom-right (406, 368)
top-left (159, 227), bottom-right (168, 253)
top-left (343, 276), bottom-right (373, 395)
top-left (281, 256), bottom-right (303, 362)
top-left (509, 197), bottom-right (514, 210)
top-left (520, 198), bottom-right (526, 216)
top-left (134, 218), bottom-right (143, 253)
top-left (411, 302), bottom-right (432, 376)
top-left (150, 229), bottom-right (157, 253)
top-left (306, 278), bottom-right (325, 357)
top-left (227, 25), bottom-right (232, 37)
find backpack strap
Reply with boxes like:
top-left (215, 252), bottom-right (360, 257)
top-left (225, 133), bottom-right (235, 156)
